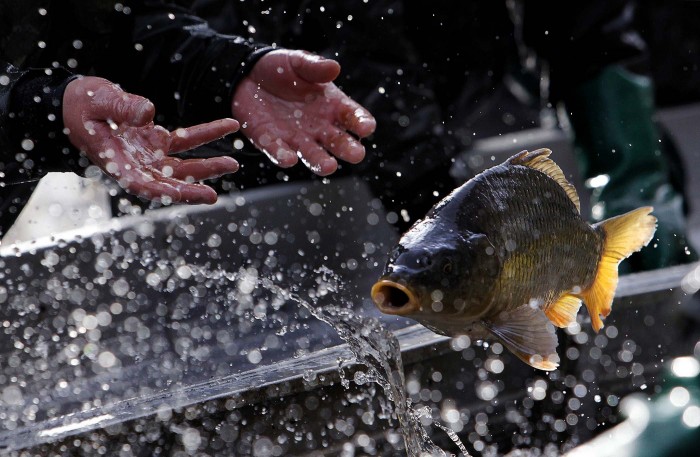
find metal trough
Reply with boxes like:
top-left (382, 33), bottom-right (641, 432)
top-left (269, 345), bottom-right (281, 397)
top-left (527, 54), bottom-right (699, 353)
top-left (1, 119), bottom-right (699, 454)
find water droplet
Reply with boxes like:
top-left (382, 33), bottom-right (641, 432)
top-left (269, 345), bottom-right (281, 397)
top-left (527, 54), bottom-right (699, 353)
top-left (247, 349), bottom-right (262, 364)
top-left (21, 139), bottom-right (34, 151)
top-left (176, 265), bottom-right (192, 279)
top-left (111, 278), bottom-right (130, 297)
top-left (97, 351), bottom-right (117, 368)
top-left (207, 234), bottom-right (222, 248)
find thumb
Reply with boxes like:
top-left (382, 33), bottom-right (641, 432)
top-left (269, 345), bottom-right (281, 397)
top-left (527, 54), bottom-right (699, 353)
top-left (90, 82), bottom-right (155, 127)
top-left (289, 51), bottom-right (341, 84)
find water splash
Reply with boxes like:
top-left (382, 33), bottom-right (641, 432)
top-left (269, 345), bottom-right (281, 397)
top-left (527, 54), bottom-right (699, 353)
top-left (259, 267), bottom-right (470, 456)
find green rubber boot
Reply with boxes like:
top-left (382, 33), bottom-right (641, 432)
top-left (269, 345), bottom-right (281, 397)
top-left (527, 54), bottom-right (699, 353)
top-left (564, 65), bottom-right (696, 271)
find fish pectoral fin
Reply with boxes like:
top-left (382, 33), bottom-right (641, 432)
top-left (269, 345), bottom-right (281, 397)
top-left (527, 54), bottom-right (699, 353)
top-left (544, 294), bottom-right (582, 328)
top-left (508, 149), bottom-right (580, 214)
top-left (583, 207), bottom-right (657, 332)
top-left (483, 304), bottom-right (559, 371)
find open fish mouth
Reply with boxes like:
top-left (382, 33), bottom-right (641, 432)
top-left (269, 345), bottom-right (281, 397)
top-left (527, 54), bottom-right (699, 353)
top-left (371, 280), bottom-right (421, 315)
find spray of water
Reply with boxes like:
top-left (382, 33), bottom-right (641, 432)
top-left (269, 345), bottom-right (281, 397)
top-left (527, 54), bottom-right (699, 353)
top-left (258, 267), bottom-right (471, 457)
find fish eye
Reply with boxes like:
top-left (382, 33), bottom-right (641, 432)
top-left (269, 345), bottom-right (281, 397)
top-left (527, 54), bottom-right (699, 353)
top-left (443, 260), bottom-right (453, 274)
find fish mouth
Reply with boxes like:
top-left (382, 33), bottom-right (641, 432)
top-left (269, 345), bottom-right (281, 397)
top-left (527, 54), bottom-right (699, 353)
top-left (371, 280), bottom-right (420, 315)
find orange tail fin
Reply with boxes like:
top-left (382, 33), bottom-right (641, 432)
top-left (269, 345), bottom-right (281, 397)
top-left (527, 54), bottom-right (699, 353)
top-left (582, 207), bottom-right (657, 332)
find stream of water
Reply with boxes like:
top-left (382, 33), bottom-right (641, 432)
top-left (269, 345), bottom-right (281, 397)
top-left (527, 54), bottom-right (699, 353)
top-left (258, 267), bottom-right (470, 456)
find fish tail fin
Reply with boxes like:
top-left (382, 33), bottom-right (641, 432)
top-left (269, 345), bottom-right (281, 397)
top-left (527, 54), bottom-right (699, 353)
top-left (582, 206), bottom-right (657, 332)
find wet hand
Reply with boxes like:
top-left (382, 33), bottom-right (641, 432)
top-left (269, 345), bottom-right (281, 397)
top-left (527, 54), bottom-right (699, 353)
top-left (63, 77), bottom-right (240, 204)
top-left (232, 50), bottom-right (376, 176)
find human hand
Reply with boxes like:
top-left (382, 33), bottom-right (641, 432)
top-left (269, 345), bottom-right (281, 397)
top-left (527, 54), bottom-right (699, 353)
top-left (63, 77), bottom-right (240, 204)
top-left (232, 50), bottom-right (376, 176)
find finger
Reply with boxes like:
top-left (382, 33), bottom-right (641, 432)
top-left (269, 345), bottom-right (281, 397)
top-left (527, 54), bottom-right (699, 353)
top-left (288, 134), bottom-right (337, 176)
top-left (96, 138), bottom-right (218, 204)
top-left (125, 174), bottom-right (218, 204)
top-left (337, 99), bottom-right (377, 138)
top-left (169, 118), bottom-right (240, 153)
top-left (159, 156), bottom-right (240, 181)
top-left (316, 126), bottom-right (366, 164)
top-left (177, 184), bottom-right (219, 204)
top-left (246, 126), bottom-right (298, 168)
top-left (91, 84), bottom-right (155, 127)
top-left (289, 50), bottom-right (341, 84)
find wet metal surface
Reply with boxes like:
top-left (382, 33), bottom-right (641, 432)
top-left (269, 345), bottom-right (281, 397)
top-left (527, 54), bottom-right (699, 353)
top-left (0, 178), bottom-right (406, 452)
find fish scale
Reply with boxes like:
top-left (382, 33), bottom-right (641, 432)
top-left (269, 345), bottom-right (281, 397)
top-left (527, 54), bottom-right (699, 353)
top-left (474, 165), bottom-right (603, 316)
top-left (449, 163), bottom-right (598, 318)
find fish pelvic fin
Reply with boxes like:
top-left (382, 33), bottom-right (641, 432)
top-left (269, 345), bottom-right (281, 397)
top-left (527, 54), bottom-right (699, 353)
top-left (484, 303), bottom-right (560, 371)
top-left (508, 149), bottom-right (581, 214)
top-left (583, 206), bottom-right (657, 332)
top-left (544, 294), bottom-right (582, 328)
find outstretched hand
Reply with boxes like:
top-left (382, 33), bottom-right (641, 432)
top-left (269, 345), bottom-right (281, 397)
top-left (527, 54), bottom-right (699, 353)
top-left (63, 77), bottom-right (240, 204)
top-left (232, 50), bottom-right (376, 176)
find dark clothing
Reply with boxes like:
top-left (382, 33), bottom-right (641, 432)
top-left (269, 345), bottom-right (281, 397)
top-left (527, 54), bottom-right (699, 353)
top-left (0, 64), bottom-right (78, 182)
top-left (521, 0), bottom-right (647, 101)
top-left (0, 0), bottom-right (271, 235)
top-left (186, 0), bottom-right (647, 230)
top-left (0, 0), bottom-right (651, 238)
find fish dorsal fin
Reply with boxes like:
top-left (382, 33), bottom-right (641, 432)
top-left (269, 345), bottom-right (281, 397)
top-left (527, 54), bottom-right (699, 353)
top-left (544, 293), bottom-right (582, 328)
top-left (582, 206), bottom-right (657, 331)
top-left (508, 149), bottom-right (581, 214)
top-left (483, 303), bottom-right (560, 371)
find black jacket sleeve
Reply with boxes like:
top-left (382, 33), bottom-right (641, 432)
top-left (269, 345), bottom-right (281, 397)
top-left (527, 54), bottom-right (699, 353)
top-left (0, 61), bottom-right (81, 237)
top-left (0, 61), bottom-right (81, 185)
top-left (111, 1), bottom-right (274, 128)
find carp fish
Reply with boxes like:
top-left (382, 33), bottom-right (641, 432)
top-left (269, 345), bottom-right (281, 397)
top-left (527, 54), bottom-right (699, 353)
top-left (371, 149), bottom-right (656, 370)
